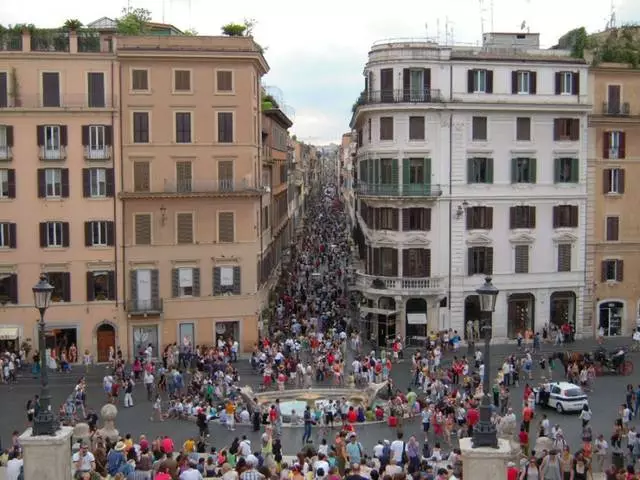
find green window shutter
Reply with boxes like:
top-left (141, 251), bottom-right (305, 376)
top-left (467, 158), bottom-right (474, 183)
top-left (392, 158), bottom-right (399, 190)
top-left (402, 158), bottom-right (410, 184)
top-left (373, 158), bottom-right (379, 184)
top-left (486, 158), bottom-right (494, 184)
top-left (423, 158), bottom-right (431, 184)
top-left (511, 158), bottom-right (517, 183)
top-left (553, 159), bottom-right (560, 183)
top-left (571, 158), bottom-right (579, 183)
top-left (530, 158), bottom-right (537, 183)
top-left (367, 159), bottom-right (373, 184)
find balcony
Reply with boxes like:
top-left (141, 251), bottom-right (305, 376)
top-left (603, 101), bottom-right (630, 116)
top-left (84, 146), bottom-right (112, 160)
top-left (0, 34), bottom-right (22, 51)
top-left (126, 298), bottom-right (163, 316)
top-left (0, 145), bottom-right (12, 161)
top-left (357, 88), bottom-right (443, 107)
top-left (0, 94), bottom-right (115, 110)
top-left (355, 183), bottom-right (442, 198)
top-left (164, 178), bottom-right (259, 194)
top-left (30, 32), bottom-right (69, 52)
top-left (355, 271), bottom-right (443, 295)
top-left (38, 146), bottom-right (67, 161)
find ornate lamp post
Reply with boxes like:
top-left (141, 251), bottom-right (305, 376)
top-left (31, 274), bottom-right (59, 436)
top-left (472, 276), bottom-right (499, 448)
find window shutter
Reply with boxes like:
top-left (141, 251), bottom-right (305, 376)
top-left (233, 266), bottom-right (241, 294)
top-left (486, 71), bottom-right (494, 93)
top-left (616, 260), bottom-right (624, 282)
top-left (402, 250), bottom-right (409, 276)
top-left (86, 271), bottom-right (95, 301)
top-left (602, 169), bottom-right (611, 194)
top-left (107, 271), bottom-right (116, 300)
top-left (403, 69), bottom-right (410, 100)
top-left (81, 126), bottom-right (89, 146)
top-left (511, 71), bottom-right (518, 94)
top-left (62, 222), bottom-right (70, 247)
top-left (467, 248), bottom-right (474, 275)
top-left (129, 270), bottom-right (138, 300)
top-left (402, 158), bottom-right (410, 185)
top-left (529, 206), bottom-right (536, 228)
top-left (105, 168), bottom-right (115, 197)
top-left (618, 169), bottom-right (625, 193)
top-left (62, 272), bottom-right (71, 302)
top-left (486, 247), bottom-right (494, 274)
top-left (171, 268), bottom-right (179, 297)
top-left (105, 125), bottom-right (113, 145)
top-left (570, 119), bottom-right (579, 141)
top-left (82, 169), bottom-right (91, 197)
top-left (39, 222), bottom-right (47, 247)
top-left (554, 72), bottom-right (561, 94)
top-left (8, 274), bottom-right (18, 304)
top-left (486, 158), bottom-right (494, 183)
top-left (467, 70), bottom-right (474, 93)
top-left (424, 249), bottom-right (432, 277)
top-left (391, 158), bottom-right (398, 188)
top-left (392, 209), bottom-right (399, 231)
top-left (572, 72), bottom-right (580, 95)
top-left (6, 126), bottom-right (13, 146)
top-left (373, 248), bottom-right (381, 275)
top-left (423, 157), bottom-right (431, 185)
top-left (7, 169), bottom-right (15, 198)
top-left (424, 208), bottom-right (432, 230)
top-left (61, 168), bottom-right (69, 198)
top-left (553, 159), bottom-right (560, 183)
top-left (150, 269), bottom-right (159, 300)
top-left (619, 132), bottom-right (626, 159)
top-left (424, 68), bottom-right (431, 89)
top-left (603, 132), bottom-right (610, 158)
top-left (467, 159), bottom-right (474, 183)
top-left (60, 125), bottom-right (68, 146)
top-left (552, 206), bottom-right (559, 228)
top-left (8, 223), bottom-right (16, 248)
top-left (373, 158), bottom-right (379, 184)
top-left (84, 222), bottom-right (92, 246)
top-left (510, 158), bottom-right (517, 183)
top-left (571, 205), bottom-right (579, 227)
top-left (530, 159), bottom-right (537, 183)
top-left (37, 169), bottom-right (46, 198)
top-left (106, 221), bottom-right (115, 246)
top-left (37, 126), bottom-right (44, 146)
top-left (192, 268), bottom-right (200, 297)
top-left (486, 207), bottom-right (493, 229)
top-left (553, 119), bottom-right (560, 141)
top-left (600, 261), bottom-right (607, 282)
top-left (570, 158), bottom-right (579, 183)
top-left (530, 72), bottom-right (537, 94)
top-left (465, 208), bottom-right (474, 230)
top-left (509, 207), bottom-right (516, 229)
top-left (213, 267), bottom-right (221, 295)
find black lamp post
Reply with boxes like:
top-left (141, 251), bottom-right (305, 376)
top-left (472, 276), bottom-right (499, 448)
top-left (31, 274), bottom-right (59, 436)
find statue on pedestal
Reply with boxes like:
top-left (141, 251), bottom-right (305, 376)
top-left (97, 404), bottom-right (119, 443)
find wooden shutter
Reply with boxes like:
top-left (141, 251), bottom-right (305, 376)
top-left (423, 158), bottom-right (431, 185)
top-left (392, 209), bottom-right (399, 231)
top-left (177, 213), bottom-right (194, 244)
top-left (572, 72), bottom-right (580, 95)
top-left (424, 249), bottom-right (431, 277)
top-left (81, 126), bottom-right (89, 146)
top-left (603, 132), bottom-right (610, 158)
top-left (106, 221), bottom-right (115, 246)
top-left (486, 247), bottom-right (494, 274)
top-left (171, 268), bottom-right (179, 297)
top-left (39, 222), bottom-right (47, 247)
top-left (554, 72), bottom-right (561, 94)
top-left (61, 168), bottom-right (69, 197)
top-left (486, 207), bottom-right (494, 229)
top-left (570, 158), bottom-right (579, 183)
top-left (6, 169), bottom-right (15, 198)
top-left (373, 158), bottom-right (379, 184)
top-left (105, 126), bottom-right (113, 145)
top-left (5, 126), bottom-right (13, 146)
top-left (150, 269), bottom-right (160, 302)
top-left (84, 222), bottom-right (92, 246)
top-left (8, 223), bottom-right (16, 248)
top-left (467, 248), bottom-right (475, 275)
top-left (218, 212), bottom-right (235, 242)
top-left (37, 126), bottom-right (45, 146)
top-left (530, 159), bottom-right (537, 183)
top-left (213, 267), bottom-right (221, 295)
top-left (530, 72), bottom-right (537, 94)
top-left (424, 208), bottom-right (432, 230)
top-left (402, 209), bottom-right (410, 231)
top-left (402, 159), bottom-right (410, 185)
top-left (105, 168), bottom-right (115, 197)
top-left (552, 206), bottom-right (559, 228)
top-left (511, 71), bottom-right (518, 94)
top-left (600, 261), bottom-right (607, 282)
top-left (129, 270), bottom-right (138, 300)
top-left (570, 119), bottom-right (579, 141)
top-left (467, 158), bottom-right (474, 183)
top-left (62, 272), bottom-right (71, 302)
top-left (60, 125), bottom-right (68, 146)
top-left (486, 70), bottom-right (494, 93)
top-left (62, 222), bottom-right (70, 247)
top-left (529, 206), bottom-right (536, 228)
top-left (486, 158), bottom-right (494, 183)
top-left (403, 69), bottom-right (410, 100)
top-left (510, 158), bottom-right (518, 183)
top-left (373, 248), bottom-right (381, 275)
top-left (402, 250), bottom-right (409, 277)
top-left (618, 169), bottom-right (625, 193)
top-left (391, 159), bottom-right (398, 189)
top-left (82, 168), bottom-right (91, 197)
top-left (616, 260), bottom-right (624, 282)
top-left (233, 266), bottom-right (241, 294)
top-left (570, 206), bottom-right (579, 227)
top-left (8, 274), bottom-right (17, 304)
top-left (553, 119), bottom-right (560, 141)
top-left (192, 268), bottom-right (200, 297)
top-left (466, 208), bottom-right (474, 230)
top-left (86, 271), bottom-right (95, 301)
top-left (424, 68), bottom-right (431, 89)
top-left (37, 169), bottom-right (46, 198)
top-left (134, 214), bottom-right (152, 245)
top-left (107, 271), bottom-right (116, 300)
top-left (509, 207), bottom-right (516, 229)
top-left (467, 70), bottom-right (474, 93)
top-left (619, 132), bottom-right (626, 159)
top-left (602, 169), bottom-right (611, 194)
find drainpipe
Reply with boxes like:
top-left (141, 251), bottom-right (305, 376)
top-left (110, 58), bottom-right (120, 358)
top-left (117, 60), bottom-right (129, 359)
top-left (447, 62), bottom-right (454, 327)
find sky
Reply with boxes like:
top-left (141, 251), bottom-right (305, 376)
top-left (2, 0), bottom-right (639, 145)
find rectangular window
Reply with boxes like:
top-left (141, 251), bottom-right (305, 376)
top-left (517, 71), bottom-right (531, 94)
top-left (47, 272), bottom-right (70, 302)
top-left (552, 205), bottom-right (579, 228)
top-left (41, 72), bottom-right (60, 107)
top-left (603, 168), bottom-right (624, 194)
top-left (134, 214), bottom-right (152, 245)
top-left (602, 259), bottom-right (623, 282)
top-left (88, 125), bottom-right (105, 150)
top-left (467, 157), bottom-right (493, 184)
top-left (218, 160), bottom-right (234, 191)
top-left (557, 244), bottom-right (572, 272)
top-left (472, 116), bottom-right (487, 141)
top-left (176, 161), bottom-right (192, 192)
top-left (91, 221), bottom-right (108, 246)
top-left (177, 267), bottom-right (194, 297)
top-left (554, 158), bottom-right (579, 183)
top-left (39, 125), bottom-right (64, 159)
top-left (514, 245), bottom-right (529, 274)
top-left (472, 69), bottom-right (487, 93)
top-left (175, 112), bottom-right (192, 143)
top-left (90, 168), bottom-right (106, 197)
top-left (131, 69), bottom-right (149, 91)
top-left (88, 271), bottom-right (115, 301)
top-left (606, 216), bottom-right (620, 242)
top-left (0, 169), bottom-right (9, 198)
top-left (560, 72), bottom-right (574, 94)
top-left (45, 168), bottom-right (62, 197)
top-left (0, 72), bottom-right (7, 108)
top-left (379, 117), bottom-right (394, 141)
top-left (466, 206), bottom-right (493, 230)
top-left (218, 212), bottom-right (235, 243)
top-left (511, 158), bottom-right (536, 184)
top-left (404, 208), bottom-right (431, 231)
top-left (468, 246), bottom-right (493, 275)
top-left (407, 158), bottom-right (425, 184)
top-left (173, 70), bottom-right (191, 92)
top-left (0, 223), bottom-right (16, 248)
top-left (133, 162), bottom-right (150, 192)
top-left (46, 222), bottom-right (64, 247)
top-left (217, 112), bottom-right (234, 143)
top-left (87, 72), bottom-right (105, 108)
top-left (605, 131), bottom-right (625, 159)
top-left (404, 248), bottom-right (431, 277)
top-left (132, 112), bottom-right (150, 143)
top-left (408, 116), bottom-right (425, 140)
top-left (374, 208), bottom-right (398, 230)
top-left (554, 118), bottom-right (579, 141)
top-left (516, 117), bottom-right (531, 141)
top-left (216, 70), bottom-right (233, 92)
top-left (176, 212), bottom-right (194, 244)
top-left (509, 206), bottom-right (536, 229)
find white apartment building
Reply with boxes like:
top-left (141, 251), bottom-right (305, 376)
top-left (351, 32), bottom-right (590, 345)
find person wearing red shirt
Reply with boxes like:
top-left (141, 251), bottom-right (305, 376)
top-left (347, 407), bottom-right (357, 423)
top-left (160, 435), bottom-right (174, 455)
top-left (506, 461), bottom-right (519, 480)
top-left (518, 427), bottom-right (529, 456)
top-left (466, 406), bottom-right (479, 437)
top-left (522, 405), bottom-right (534, 433)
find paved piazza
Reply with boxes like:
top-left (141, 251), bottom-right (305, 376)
top-left (0, 336), bottom-right (632, 454)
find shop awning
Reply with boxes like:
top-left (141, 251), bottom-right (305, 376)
top-left (360, 307), bottom-right (398, 316)
top-left (407, 313), bottom-right (427, 325)
top-left (0, 327), bottom-right (19, 340)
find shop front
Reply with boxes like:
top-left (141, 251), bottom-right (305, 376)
top-left (131, 325), bottom-right (160, 359)
top-left (0, 326), bottom-right (20, 353)
top-left (42, 325), bottom-right (79, 363)
top-left (214, 320), bottom-right (240, 348)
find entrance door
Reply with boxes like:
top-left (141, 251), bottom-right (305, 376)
top-left (608, 85), bottom-right (621, 113)
top-left (136, 270), bottom-right (151, 310)
top-left (96, 325), bottom-right (115, 362)
top-left (377, 315), bottom-right (396, 347)
top-left (410, 70), bottom-right (424, 101)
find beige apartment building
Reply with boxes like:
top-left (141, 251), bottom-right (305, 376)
top-left (0, 29), bottom-right (121, 361)
top-left (586, 63), bottom-right (640, 337)
top-left (118, 35), bottom-right (269, 356)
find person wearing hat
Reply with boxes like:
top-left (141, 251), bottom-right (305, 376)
top-left (106, 441), bottom-right (126, 477)
top-left (506, 461), bottom-right (518, 480)
top-left (72, 441), bottom-right (96, 477)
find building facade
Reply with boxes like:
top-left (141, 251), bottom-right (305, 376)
top-left (0, 29), bottom-right (121, 361)
top-left (586, 63), bottom-right (640, 337)
top-left (351, 33), bottom-right (590, 344)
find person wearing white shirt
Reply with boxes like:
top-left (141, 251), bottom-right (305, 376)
top-left (372, 441), bottom-right (384, 459)
top-left (239, 437), bottom-right (252, 457)
top-left (5, 453), bottom-right (23, 480)
top-left (72, 444), bottom-right (96, 474)
top-left (390, 433), bottom-right (405, 464)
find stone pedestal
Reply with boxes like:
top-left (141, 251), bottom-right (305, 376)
top-left (459, 437), bottom-right (513, 480)
top-left (20, 426), bottom-right (73, 480)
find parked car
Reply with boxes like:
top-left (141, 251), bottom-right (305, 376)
top-left (534, 381), bottom-right (589, 413)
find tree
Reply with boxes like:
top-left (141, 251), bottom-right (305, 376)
top-left (183, 28), bottom-right (198, 36)
top-left (116, 7), bottom-right (151, 35)
top-left (63, 19), bottom-right (83, 31)
top-left (221, 23), bottom-right (246, 36)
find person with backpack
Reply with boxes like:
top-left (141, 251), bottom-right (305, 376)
top-left (520, 457), bottom-right (541, 479)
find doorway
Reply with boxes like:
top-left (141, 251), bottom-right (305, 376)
top-left (599, 301), bottom-right (623, 336)
top-left (96, 323), bottom-right (115, 362)
top-left (507, 293), bottom-right (535, 338)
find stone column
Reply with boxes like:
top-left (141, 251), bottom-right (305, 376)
top-left (20, 426), bottom-right (74, 480)
top-left (459, 437), bottom-right (513, 480)
top-left (395, 295), bottom-right (405, 340)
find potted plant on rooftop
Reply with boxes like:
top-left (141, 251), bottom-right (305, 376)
top-left (63, 19), bottom-right (82, 32)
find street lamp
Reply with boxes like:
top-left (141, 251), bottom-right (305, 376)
top-left (472, 276), bottom-right (499, 448)
top-left (31, 274), bottom-right (59, 436)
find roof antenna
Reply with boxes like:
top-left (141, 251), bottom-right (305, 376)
top-left (479, 0), bottom-right (486, 37)
top-left (607, 0), bottom-right (617, 29)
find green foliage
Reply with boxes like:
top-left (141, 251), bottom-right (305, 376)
top-left (262, 94), bottom-right (279, 108)
top-left (221, 23), bottom-right (247, 36)
top-left (183, 28), bottom-right (198, 36)
top-left (351, 91), bottom-right (366, 113)
top-left (592, 25), bottom-right (640, 68)
top-left (63, 19), bottom-right (83, 31)
top-left (116, 7), bottom-right (151, 35)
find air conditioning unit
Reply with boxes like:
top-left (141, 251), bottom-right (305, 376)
top-left (609, 148), bottom-right (619, 159)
